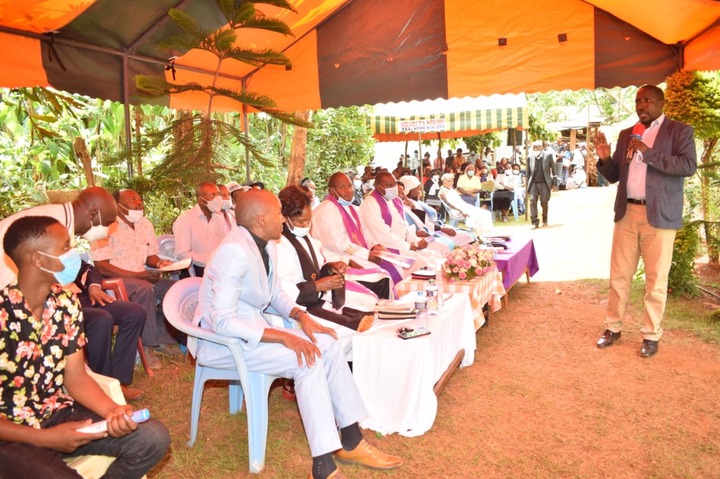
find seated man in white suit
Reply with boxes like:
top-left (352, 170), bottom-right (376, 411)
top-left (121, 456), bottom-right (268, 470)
top-left (358, 172), bottom-right (442, 271)
top-left (312, 172), bottom-right (402, 287)
top-left (194, 189), bottom-right (401, 479)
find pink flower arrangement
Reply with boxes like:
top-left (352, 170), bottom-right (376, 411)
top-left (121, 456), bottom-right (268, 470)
top-left (442, 243), bottom-right (494, 282)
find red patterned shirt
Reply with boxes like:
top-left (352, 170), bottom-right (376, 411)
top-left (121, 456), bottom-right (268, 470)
top-left (0, 284), bottom-right (86, 428)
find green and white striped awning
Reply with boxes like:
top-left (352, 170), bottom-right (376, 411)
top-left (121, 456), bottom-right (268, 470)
top-left (369, 95), bottom-right (528, 142)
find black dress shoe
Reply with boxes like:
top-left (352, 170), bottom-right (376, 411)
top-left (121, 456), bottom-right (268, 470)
top-left (597, 329), bottom-right (621, 348)
top-left (640, 339), bottom-right (659, 357)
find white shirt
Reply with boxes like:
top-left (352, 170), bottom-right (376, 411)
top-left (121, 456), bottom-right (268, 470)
top-left (0, 203), bottom-right (74, 289)
top-left (276, 233), bottom-right (329, 303)
top-left (358, 194), bottom-right (418, 252)
top-left (627, 114), bottom-right (664, 200)
top-left (172, 204), bottom-right (233, 267)
top-left (311, 199), bottom-right (371, 264)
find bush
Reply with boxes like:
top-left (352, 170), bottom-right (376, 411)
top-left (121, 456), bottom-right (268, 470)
top-left (668, 221), bottom-right (700, 297)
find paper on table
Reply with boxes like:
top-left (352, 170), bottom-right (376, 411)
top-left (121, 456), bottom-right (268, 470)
top-left (158, 257), bottom-right (192, 272)
top-left (375, 251), bottom-right (416, 269)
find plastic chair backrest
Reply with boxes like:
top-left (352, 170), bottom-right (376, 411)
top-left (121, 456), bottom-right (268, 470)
top-left (157, 234), bottom-right (177, 260)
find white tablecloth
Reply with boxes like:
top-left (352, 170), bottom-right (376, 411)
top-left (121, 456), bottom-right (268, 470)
top-left (396, 265), bottom-right (505, 330)
top-left (352, 292), bottom-right (476, 437)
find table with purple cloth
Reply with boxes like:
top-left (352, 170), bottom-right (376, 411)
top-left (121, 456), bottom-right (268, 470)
top-left (492, 236), bottom-right (540, 305)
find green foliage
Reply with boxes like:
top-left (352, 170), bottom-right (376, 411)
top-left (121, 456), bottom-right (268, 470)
top-left (462, 132), bottom-right (502, 154)
top-left (668, 221), bottom-right (700, 297)
top-left (664, 71), bottom-right (720, 140)
top-left (304, 106), bottom-right (375, 195)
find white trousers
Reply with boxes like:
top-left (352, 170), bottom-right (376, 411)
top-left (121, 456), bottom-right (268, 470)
top-left (201, 331), bottom-right (367, 456)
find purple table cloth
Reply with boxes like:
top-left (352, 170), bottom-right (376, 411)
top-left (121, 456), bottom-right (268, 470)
top-left (493, 236), bottom-right (540, 290)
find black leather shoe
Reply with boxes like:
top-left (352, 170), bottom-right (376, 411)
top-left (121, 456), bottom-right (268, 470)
top-left (640, 339), bottom-right (659, 357)
top-left (597, 329), bottom-right (621, 348)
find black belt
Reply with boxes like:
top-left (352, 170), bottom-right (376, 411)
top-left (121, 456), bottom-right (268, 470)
top-left (627, 198), bottom-right (646, 205)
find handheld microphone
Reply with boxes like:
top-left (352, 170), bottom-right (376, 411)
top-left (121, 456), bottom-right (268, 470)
top-left (627, 123), bottom-right (646, 160)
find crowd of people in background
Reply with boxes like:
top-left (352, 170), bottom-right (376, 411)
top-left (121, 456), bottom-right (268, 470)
top-left (0, 132), bottom-right (606, 478)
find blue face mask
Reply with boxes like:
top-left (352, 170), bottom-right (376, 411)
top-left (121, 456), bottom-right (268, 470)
top-left (331, 187), bottom-right (354, 207)
top-left (38, 248), bottom-right (82, 285)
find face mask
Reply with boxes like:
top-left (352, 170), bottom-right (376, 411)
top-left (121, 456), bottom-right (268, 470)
top-left (332, 188), bottom-right (354, 207)
top-left (82, 210), bottom-right (109, 242)
top-left (287, 218), bottom-right (310, 238)
top-left (120, 205), bottom-right (145, 223)
top-left (383, 186), bottom-right (399, 201)
top-left (202, 196), bottom-right (223, 214)
top-left (467, 171), bottom-right (475, 177)
top-left (512, 170), bottom-right (520, 175)
top-left (353, 180), bottom-right (362, 188)
top-left (221, 199), bottom-right (232, 211)
top-left (38, 248), bottom-right (82, 285)
top-left (432, 176), bottom-right (439, 183)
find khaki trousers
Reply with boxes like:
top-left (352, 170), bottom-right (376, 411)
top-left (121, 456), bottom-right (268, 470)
top-left (605, 204), bottom-right (677, 341)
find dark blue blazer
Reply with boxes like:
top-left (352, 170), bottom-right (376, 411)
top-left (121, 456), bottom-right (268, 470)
top-left (597, 117), bottom-right (696, 229)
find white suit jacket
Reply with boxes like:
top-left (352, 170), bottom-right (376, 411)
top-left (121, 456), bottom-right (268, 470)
top-left (195, 226), bottom-right (298, 366)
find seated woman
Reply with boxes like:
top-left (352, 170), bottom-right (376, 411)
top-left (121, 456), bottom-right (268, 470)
top-left (456, 163), bottom-right (483, 206)
top-left (276, 185), bottom-right (388, 336)
top-left (504, 163), bottom-right (526, 214)
top-left (439, 173), bottom-right (494, 237)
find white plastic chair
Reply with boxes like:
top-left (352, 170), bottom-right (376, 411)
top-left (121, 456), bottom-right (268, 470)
top-left (162, 277), bottom-right (278, 473)
top-left (439, 196), bottom-right (465, 227)
top-left (156, 234), bottom-right (177, 261)
top-left (157, 233), bottom-right (196, 277)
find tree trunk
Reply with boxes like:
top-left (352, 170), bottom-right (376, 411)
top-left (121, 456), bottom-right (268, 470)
top-left (134, 106), bottom-right (143, 176)
top-left (74, 136), bottom-right (94, 187)
top-left (700, 137), bottom-right (719, 264)
top-left (286, 110), bottom-right (311, 187)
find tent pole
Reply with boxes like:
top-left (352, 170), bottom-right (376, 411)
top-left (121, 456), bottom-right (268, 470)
top-left (242, 79), bottom-right (250, 181)
top-left (418, 132), bottom-right (424, 193)
top-left (122, 54), bottom-right (133, 178)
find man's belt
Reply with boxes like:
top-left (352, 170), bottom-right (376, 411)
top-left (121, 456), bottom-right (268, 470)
top-left (627, 198), bottom-right (646, 205)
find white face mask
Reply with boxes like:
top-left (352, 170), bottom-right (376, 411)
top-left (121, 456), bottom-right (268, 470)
top-left (82, 210), bottom-right (110, 242)
top-left (221, 199), bottom-right (232, 211)
top-left (432, 176), bottom-right (439, 183)
top-left (383, 186), bottom-right (399, 201)
top-left (512, 170), bottom-right (520, 175)
top-left (467, 170), bottom-right (475, 177)
top-left (287, 218), bottom-right (310, 238)
top-left (202, 196), bottom-right (223, 214)
top-left (121, 205), bottom-right (145, 224)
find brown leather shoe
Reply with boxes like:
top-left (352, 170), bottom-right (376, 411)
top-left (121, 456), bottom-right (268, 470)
top-left (121, 385), bottom-right (144, 401)
top-left (334, 439), bottom-right (402, 470)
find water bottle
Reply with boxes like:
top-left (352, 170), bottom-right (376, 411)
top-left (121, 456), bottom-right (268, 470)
top-left (426, 279), bottom-right (439, 314)
top-left (77, 408), bottom-right (150, 434)
top-left (415, 291), bottom-right (428, 330)
top-left (435, 259), bottom-right (445, 308)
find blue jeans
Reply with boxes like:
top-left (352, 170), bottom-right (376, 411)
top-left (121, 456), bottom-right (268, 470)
top-left (0, 404), bottom-right (170, 479)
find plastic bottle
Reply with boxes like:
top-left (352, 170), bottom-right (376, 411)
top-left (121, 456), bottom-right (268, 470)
top-left (77, 408), bottom-right (150, 434)
top-left (435, 258), bottom-right (445, 308)
top-left (426, 279), bottom-right (439, 314)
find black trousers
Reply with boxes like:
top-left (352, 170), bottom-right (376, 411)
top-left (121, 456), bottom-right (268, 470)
top-left (81, 298), bottom-right (146, 385)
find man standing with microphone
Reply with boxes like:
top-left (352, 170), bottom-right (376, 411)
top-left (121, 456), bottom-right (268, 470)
top-left (591, 84), bottom-right (697, 357)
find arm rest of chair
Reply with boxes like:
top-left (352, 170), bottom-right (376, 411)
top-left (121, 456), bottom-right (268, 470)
top-left (178, 322), bottom-right (245, 348)
top-left (101, 278), bottom-right (129, 301)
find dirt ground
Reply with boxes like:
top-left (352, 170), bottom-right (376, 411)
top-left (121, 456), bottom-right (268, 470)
top-left (142, 185), bottom-right (720, 479)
